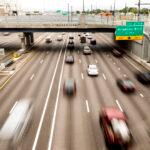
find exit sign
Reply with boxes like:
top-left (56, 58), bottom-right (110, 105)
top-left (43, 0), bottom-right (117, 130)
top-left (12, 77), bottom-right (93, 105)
top-left (115, 26), bottom-right (144, 36)
top-left (126, 21), bottom-right (144, 26)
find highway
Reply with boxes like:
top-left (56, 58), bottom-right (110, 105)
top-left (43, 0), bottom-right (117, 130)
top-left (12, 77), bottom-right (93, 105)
top-left (0, 32), bottom-right (150, 150)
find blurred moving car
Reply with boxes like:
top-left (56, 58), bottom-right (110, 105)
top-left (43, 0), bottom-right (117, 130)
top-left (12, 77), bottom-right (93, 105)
top-left (85, 33), bottom-right (90, 36)
top-left (57, 36), bottom-right (63, 41)
top-left (87, 65), bottom-right (99, 76)
top-left (80, 36), bottom-right (86, 43)
top-left (83, 46), bottom-right (92, 54)
top-left (112, 49), bottom-right (123, 57)
top-left (90, 39), bottom-right (96, 45)
top-left (99, 107), bottom-right (132, 147)
top-left (0, 100), bottom-right (33, 149)
top-left (65, 55), bottom-right (74, 64)
top-left (45, 37), bottom-right (52, 43)
top-left (87, 35), bottom-right (92, 39)
top-left (63, 79), bottom-right (76, 96)
top-left (67, 40), bottom-right (74, 49)
top-left (69, 35), bottom-right (74, 39)
top-left (135, 71), bottom-right (150, 85)
top-left (3, 32), bottom-right (10, 36)
top-left (116, 78), bottom-right (135, 93)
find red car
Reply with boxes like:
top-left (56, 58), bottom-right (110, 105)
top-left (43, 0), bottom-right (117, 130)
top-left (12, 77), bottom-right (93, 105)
top-left (99, 107), bottom-right (132, 147)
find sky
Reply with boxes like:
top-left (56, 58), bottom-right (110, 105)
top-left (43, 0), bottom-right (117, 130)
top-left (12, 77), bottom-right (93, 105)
top-left (5, 0), bottom-right (150, 11)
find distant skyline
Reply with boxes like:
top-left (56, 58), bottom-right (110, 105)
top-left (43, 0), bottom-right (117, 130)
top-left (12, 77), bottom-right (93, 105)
top-left (3, 0), bottom-right (150, 11)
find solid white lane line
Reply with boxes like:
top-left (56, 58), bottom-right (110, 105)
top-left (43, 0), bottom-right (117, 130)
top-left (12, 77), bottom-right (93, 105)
top-left (85, 100), bottom-right (90, 113)
top-left (40, 59), bottom-right (44, 64)
top-left (102, 73), bottom-right (107, 80)
top-left (79, 59), bottom-right (81, 63)
top-left (124, 57), bottom-right (141, 72)
top-left (140, 93), bottom-right (144, 98)
top-left (32, 40), bottom-right (65, 150)
top-left (81, 73), bottom-right (84, 80)
top-left (116, 100), bottom-right (123, 112)
top-left (9, 101), bottom-right (18, 114)
top-left (30, 74), bottom-right (35, 81)
top-left (48, 46), bottom-right (67, 150)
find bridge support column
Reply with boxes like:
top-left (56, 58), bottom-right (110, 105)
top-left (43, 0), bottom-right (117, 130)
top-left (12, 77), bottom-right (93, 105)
top-left (21, 37), bottom-right (26, 49)
top-left (24, 32), bottom-right (34, 48)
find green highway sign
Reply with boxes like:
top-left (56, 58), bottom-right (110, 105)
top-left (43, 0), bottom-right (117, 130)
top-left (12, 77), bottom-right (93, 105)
top-left (126, 21), bottom-right (144, 26)
top-left (62, 11), bottom-right (68, 16)
top-left (115, 26), bottom-right (144, 36)
top-left (56, 10), bottom-right (61, 13)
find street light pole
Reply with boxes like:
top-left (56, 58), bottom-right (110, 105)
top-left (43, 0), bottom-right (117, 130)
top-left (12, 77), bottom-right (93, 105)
top-left (68, 3), bottom-right (70, 22)
top-left (113, 0), bottom-right (116, 24)
top-left (83, 0), bottom-right (85, 13)
top-left (71, 6), bottom-right (72, 22)
top-left (137, 0), bottom-right (141, 21)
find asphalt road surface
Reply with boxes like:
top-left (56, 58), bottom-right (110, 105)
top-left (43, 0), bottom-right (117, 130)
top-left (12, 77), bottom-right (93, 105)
top-left (0, 32), bottom-right (150, 150)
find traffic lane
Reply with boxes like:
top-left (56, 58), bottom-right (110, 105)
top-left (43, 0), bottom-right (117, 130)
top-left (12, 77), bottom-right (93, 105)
top-left (31, 36), bottom-right (68, 150)
top-left (52, 38), bottom-right (99, 150)
top-left (79, 36), bottom-right (150, 149)
top-left (0, 34), bottom-right (65, 150)
top-left (75, 51), bottom-right (108, 149)
top-left (95, 35), bottom-right (150, 122)
top-left (76, 35), bottom-right (113, 149)
top-left (0, 36), bottom-right (54, 126)
top-left (106, 53), bottom-right (150, 118)
top-left (20, 46), bottom-right (63, 150)
top-left (91, 47), bottom-right (150, 149)
top-left (0, 52), bottom-right (48, 128)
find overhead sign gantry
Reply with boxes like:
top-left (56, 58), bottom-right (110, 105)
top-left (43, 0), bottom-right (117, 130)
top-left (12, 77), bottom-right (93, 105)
top-left (115, 21), bottom-right (144, 40)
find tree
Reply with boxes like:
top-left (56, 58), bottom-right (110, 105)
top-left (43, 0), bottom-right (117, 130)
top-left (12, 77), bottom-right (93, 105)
top-left (141, 8), bottom-right (149, 15)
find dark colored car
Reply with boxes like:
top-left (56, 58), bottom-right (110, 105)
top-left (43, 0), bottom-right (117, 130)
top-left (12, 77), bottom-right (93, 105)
top-left (112, 49), bottom-right (123, 57)
top-left (63, 79), bottom-right (76, 96)
top-left (117, 78), bottom-right (135, 93)
top-left (67, 40), bottom-right (74, 49)
top-left (65, 55), bottom-right (74, 64)
top-left (80, 36), bottom-right (86, 43)
top-left (69, 35), bottom-right (74, 39)
top-left (135, 71), bottom-right (150, 85)
top-left (90, 39), bottom-right (96, 45)
top-left (99, 107), bottom-right (132, 147)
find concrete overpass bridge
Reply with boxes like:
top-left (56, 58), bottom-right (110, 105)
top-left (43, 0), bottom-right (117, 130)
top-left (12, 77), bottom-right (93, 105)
top-left (0, 14), bottom-right (149, 63)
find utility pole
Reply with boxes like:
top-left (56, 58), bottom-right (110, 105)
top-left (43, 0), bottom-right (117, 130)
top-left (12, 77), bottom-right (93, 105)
top-left (71, 6), bottom-right (72, 22)
top-left (83, 0), bottom-right (85, 13)
top-left (125, 2), bottom-right (127, 16)
top-left (137, 0), bottom-right (141, 21)
top-left (113, 0), bottom-right (116, 24)
top-left (68, 3), bottom-right (70, 22)
top-left (135, 1), bottom-right (150, 21)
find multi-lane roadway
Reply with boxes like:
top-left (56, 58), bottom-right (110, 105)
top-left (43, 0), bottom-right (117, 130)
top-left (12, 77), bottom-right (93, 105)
top-left (0, 32), bottom-right (150, 150)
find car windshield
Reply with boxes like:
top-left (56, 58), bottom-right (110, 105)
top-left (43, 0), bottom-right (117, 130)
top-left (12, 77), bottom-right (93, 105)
top-left (143, 72), bottom-right (150, 78)
top-left (89, 65), bottom-right (97, 69)
top-left (123, 80), bottom-right (134, 87)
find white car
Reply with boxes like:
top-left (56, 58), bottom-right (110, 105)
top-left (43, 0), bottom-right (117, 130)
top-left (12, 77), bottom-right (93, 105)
top-left (87, 35), bottom-right (92, 39)
top-left (85, 33), bottom-right (90, 36)
top-left (57, 36), bottom-right (63, 41)
top-left (87, 65), bottom-right (99, 76)
top-left (83, 46), bottom-right (92, 54)
top-left (45, 37), bottom-right (52, 43)
top-left (0, 100), bottom-right (33, 149)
